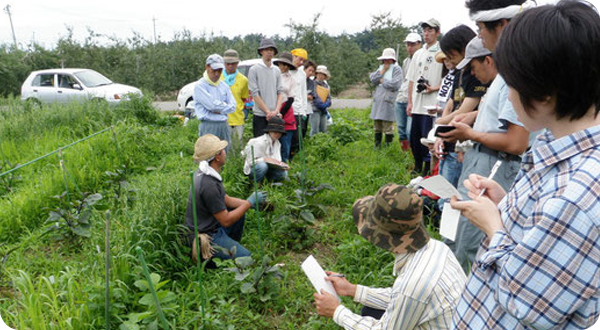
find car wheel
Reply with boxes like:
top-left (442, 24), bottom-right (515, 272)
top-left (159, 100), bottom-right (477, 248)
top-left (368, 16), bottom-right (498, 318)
top-left (24, 98), bottom-right (42, 111)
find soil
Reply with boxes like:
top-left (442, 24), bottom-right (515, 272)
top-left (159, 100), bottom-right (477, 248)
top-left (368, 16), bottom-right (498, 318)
top-left (337, 83), bottom-right (371, 99)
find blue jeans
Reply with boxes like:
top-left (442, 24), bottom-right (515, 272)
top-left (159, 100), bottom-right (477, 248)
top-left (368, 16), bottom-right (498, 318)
top-left (279, 131), bottom-right (294, 163)
top-left (394, 102), bottom-right (412, 141)
top-left (249, 162), bottom-right (288, 183)
top-left (310, 110), bottom-right (328, 136)
top-left (437, 152), bottom-right (463, 211)
top-left (211, 215), bottom-right (251, 259)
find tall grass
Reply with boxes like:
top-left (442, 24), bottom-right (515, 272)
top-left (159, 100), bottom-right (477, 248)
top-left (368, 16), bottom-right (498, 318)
top-left (0, 99), bottom-right (426, 329)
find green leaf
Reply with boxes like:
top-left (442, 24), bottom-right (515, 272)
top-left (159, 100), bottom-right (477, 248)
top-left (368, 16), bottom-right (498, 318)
top-left (234, 256), bottom-right (254, 269)
top-left (234, 271), bottom-right (251, 281)
top-left (84, 193), bottom-right (102, 205)
top-left (149, 273), bottom-right (161, 286)
top-left (299, 210), bottom-right (316, 224)
top-left (134, 279), bottom-right (149, 291)
top-left (240, 282), bottom-right (256, 294)
top-left (71, 225), bottom-right (91, 237)
top-left (48, 211), bottom-right (63, 221)
top-left (78, 209), bottom-right (91, 224)
top-left (139, 293), bottom-right (154, 306)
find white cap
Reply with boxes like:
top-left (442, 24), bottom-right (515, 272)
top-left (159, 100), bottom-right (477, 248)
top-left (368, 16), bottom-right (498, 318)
top-left (206, 54), bottom-right (225, 70)
top-left (404, 32), bottom-right (422, 43)
top-left (456, 37), bottom-right (493, 70)
top-left (377, 48), bottom-right (397, 62)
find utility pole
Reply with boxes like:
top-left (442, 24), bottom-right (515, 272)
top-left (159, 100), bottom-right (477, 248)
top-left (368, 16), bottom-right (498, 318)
top-left (4, 5), bottom-right (18, 49)
top-left (152, 17), bottom-right (157, 44)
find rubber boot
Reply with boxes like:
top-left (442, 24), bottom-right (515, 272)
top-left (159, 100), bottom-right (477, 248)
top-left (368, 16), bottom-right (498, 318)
top-left (422, 161), bottom-right (431, 177)
top-left (400, 140), bottom-right (410, 151)
top-left (385, 134), bottom-right (394, 146)
top-left (374, 132), bottom-right (382, 149)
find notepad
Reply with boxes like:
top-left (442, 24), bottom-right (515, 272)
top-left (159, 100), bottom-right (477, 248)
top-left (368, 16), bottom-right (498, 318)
top-left (301, 255), bottom-right (340, 301)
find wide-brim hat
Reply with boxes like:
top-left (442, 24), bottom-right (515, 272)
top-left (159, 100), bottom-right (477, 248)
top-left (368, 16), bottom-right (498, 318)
top-left (315, 65), bottom-right (330, 78)
top-left (273, 51), bottom-right (297, 70)
top-left (193, 134), bottom-right (228, 162)
top-left (377, 48), bottom-right (397, 62)
top-left (263, 116), bottom-right (286, 134)
top-left (352, 183), bottom-right (429, 254)
top-left (257, 38), bottom-right (278, 56)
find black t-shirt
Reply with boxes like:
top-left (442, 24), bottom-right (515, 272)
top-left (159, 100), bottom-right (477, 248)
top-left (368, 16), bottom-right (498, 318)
top-left (451, 65), bottom-right (488, 112)
top-left (185, 172), bottom-right (226, 244)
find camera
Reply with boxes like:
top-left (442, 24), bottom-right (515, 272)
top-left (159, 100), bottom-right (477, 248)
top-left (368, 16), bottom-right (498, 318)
top-left (416, 76), bottom-right (429, 93)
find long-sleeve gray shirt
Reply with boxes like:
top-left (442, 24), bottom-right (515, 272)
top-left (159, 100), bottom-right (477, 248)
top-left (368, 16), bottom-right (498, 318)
top-left (247, 61), bottom-right (284, 117)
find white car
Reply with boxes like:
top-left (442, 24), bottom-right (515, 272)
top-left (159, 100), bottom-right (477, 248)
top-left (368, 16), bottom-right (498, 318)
top-left (21, 68), bottom-right (143, 105)
top-left (176, 59), bottom-right (262, 111)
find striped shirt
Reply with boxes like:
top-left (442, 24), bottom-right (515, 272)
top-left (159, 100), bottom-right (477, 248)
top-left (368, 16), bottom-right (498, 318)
top-left (453, 126), bottom-right (600, 329)
top-left (333, 240), bottom-right (466, 330)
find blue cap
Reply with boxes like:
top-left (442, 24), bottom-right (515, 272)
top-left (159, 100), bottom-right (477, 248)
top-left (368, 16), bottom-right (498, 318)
top-left (206, 54), bottom-right (225, 70)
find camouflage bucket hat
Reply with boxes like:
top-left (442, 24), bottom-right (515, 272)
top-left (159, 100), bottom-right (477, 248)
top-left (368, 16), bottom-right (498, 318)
top-left (352, 183), bottom-right (429, 254)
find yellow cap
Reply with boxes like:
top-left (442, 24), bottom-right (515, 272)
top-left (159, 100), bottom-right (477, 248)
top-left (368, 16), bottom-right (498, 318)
top-left (291, 48), bottom-right (308, 60)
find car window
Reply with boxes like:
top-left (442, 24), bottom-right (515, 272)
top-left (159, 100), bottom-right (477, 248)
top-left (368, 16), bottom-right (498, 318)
top-left (57, 74), bottom-right (78, 89)
top-left (73, 70), bottom-right (112, 88)
top-left (33, 74), bottom-right (55, 87)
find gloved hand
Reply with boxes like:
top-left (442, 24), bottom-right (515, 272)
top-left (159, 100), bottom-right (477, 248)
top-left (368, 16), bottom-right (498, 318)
top-left (247, 191), bottom-right (267, 208)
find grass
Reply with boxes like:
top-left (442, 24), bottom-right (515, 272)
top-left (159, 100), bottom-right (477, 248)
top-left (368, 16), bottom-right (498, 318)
top-left (0, 97), bottom-right (438, 329)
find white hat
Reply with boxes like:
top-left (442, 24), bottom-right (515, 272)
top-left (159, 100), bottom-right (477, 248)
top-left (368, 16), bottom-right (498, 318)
top-left (456, 37), bottom-right (493, 70)
top-left (316, 65), bottom-right (330, 78)
top-left (404, 33), bottom-right (422, 43)
top-left (205, 54), bottom-right (225, 70)
top-left (377, 48), bottom-right (397, 62)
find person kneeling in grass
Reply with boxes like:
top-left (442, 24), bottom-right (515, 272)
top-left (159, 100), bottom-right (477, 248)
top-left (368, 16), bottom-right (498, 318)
top-left (314, 183), bottom-right (466, 330)
top-left (242, 116), bottom-right (290, 183)
top-left (185, 134), bottom-right (265, 262)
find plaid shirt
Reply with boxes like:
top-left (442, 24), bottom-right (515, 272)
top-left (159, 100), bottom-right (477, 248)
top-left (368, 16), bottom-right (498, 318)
top-left (453, 126), bottom-right (600, 329)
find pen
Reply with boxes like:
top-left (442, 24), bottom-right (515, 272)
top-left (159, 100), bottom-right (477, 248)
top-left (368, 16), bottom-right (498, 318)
top-left (478, 160), bottom-right (502, 197)
top-left (329, 274), bottom-right (345, 278)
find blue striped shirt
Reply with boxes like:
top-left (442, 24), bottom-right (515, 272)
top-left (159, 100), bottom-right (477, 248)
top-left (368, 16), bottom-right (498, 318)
top-left (333, 240), bottom-right (466, 330)
top-left (453, 126), bottom-right (600, 329)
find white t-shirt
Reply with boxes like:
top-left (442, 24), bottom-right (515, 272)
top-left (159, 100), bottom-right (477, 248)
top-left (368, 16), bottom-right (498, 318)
top-left (407, 41), bottom-right (444, 116)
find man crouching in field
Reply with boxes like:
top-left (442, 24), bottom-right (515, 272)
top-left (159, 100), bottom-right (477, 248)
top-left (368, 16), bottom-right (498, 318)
top-left (313, 184), bottom-right (466, 330)
top-left (185, 134), bottom-right (265, 262)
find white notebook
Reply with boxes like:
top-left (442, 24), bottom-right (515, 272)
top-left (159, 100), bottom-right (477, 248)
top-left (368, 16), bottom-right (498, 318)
top-left (301, 255), bottom-right (340, 301)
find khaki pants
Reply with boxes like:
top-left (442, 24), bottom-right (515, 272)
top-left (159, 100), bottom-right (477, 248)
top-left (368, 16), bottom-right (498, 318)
top-left (374, 120), bottom-right (394, 134)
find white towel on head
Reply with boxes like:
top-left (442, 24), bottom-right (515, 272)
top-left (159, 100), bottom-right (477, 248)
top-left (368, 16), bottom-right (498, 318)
top-left (470, 0), bottom-right (537, 22)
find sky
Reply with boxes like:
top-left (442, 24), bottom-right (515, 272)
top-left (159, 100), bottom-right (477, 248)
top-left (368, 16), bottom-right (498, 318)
top-left (1, 0), bottom-right (598, 49)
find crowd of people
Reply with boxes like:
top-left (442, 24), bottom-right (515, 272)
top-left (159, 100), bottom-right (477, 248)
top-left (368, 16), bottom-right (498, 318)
top-left (185, 0), bottom-right (600, 329)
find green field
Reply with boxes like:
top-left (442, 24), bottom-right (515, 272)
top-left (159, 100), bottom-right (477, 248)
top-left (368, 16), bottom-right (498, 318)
top-left (0, 97), bottom-right (438, 329)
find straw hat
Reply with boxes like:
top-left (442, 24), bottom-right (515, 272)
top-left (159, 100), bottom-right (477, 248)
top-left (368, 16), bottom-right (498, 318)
top-left (193, 134), bottom-right (228, 162)
top-left (435, 51), bottom-right (447, 64)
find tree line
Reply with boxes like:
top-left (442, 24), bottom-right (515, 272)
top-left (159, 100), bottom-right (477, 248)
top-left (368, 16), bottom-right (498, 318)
top-left (0, 13), bottom-right (418, 98)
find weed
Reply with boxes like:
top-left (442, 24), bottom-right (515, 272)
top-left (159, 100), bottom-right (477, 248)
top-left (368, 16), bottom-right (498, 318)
top-left (44, 191), bottom-right (106, 242)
